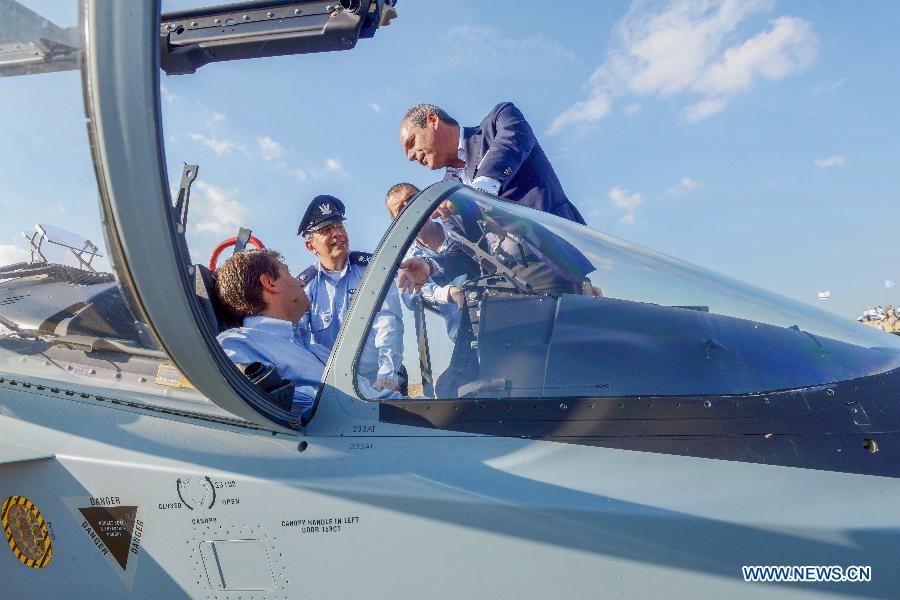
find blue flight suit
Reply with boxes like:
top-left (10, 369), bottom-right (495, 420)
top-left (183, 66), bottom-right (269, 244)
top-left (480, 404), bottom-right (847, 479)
top-left (444, 102), bottom-right (586, 225)
top-left (298, 251), bottom-right (404, 386)
top-left (401, 220), bottom-right (464, 342)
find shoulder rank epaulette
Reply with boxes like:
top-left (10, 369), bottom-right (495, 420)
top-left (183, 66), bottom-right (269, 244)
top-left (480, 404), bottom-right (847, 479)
top-left (298, 264), bottom-right (318, 283)
top-left (349, 251), bottom-right (372, 266)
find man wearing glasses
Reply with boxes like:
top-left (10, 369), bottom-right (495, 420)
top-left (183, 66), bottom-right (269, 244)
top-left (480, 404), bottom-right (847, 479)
top-left (297, 195), bottom-right (405, 393)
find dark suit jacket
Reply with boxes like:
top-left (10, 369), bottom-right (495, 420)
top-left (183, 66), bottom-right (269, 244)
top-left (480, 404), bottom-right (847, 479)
top-left (444, 102), bottom-right (585, 225)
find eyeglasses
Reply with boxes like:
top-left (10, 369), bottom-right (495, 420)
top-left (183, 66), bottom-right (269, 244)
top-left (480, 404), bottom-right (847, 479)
top-left (314, 222), bottom-right (346, 235)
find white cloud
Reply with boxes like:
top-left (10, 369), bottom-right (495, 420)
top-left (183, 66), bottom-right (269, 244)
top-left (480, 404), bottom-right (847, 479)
top-left (667, 176), bottom-right (702, 195)
top-left (189, 132), bottom-right (239, 155)
top-left (548, 93), bottom-right (612, 135)
top-left (681, 97), bottom-right (727, 122)
top-left (0, 244), bottom-right (30, 265)
top-left (160, 83), bottom-right (176, 103)
top-left (609, 185), bottom-right (644, 224)
top-left (205, 112), bottom-right (226, 128)
top-left (325, 158), bottom-right (349, 178)
top-left (369, 102), bottom-right (382, 114)
top-left (696, 16), bottom-right (817, 96)
top-left (811, 77), bottom-right (848, 97)
top-left (594, 256), bottom-right (616, 270)
top-left (813, 155), bottom-right (847, 168)
top-left (257, 136), bottom-right (285, 161)
top-left (191, 182), bottom-right (251, 236)
top-left (618, 0), bottom-right (772, 96)
top-left (550, 0), bottom-right (818, 132)
top-left (292, 159), bottom-right (350, 181)
top-left (609, 185), bottom-right (645, 211)
top-left (624, 102), bottom-right (642, 115)
top-left (441, 25), bottom-right (582, 70)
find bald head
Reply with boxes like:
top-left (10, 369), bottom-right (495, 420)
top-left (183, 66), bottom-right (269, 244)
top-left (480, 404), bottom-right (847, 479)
top-left (385, 182), bottom-right (420, 219)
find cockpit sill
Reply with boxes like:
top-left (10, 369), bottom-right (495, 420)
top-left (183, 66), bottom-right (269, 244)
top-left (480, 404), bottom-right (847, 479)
top-left (380, 364), bottom-right (900, 478)
top-left (0, 372), bottom-right (268, 434)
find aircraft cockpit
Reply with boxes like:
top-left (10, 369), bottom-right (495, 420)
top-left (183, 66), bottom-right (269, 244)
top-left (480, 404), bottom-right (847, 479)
top-left (363, 190), bottom-right (900, 403)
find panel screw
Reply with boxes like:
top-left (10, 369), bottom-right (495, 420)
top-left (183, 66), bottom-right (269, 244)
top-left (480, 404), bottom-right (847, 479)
top-left (267, 11), bottom-right (274, 17)
top-left (295, 8), bottom-right (302, 14)
top-left (214, 18), bottom-right (221, 24)
top-left (190, 21), bottom-right (198, 27)
top-left (242, 14), bottom-right (249, 21)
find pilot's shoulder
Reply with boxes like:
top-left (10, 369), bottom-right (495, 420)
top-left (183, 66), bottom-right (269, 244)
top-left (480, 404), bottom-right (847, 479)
top-left (349, 251), bottom-right (372, 267)
top-left (216, 327), bottom-right (253, 349)
top-left (298, 264), bottom-right (318, 284)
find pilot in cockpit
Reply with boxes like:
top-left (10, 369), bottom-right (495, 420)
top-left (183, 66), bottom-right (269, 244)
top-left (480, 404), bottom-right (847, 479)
top-left (215, 249), bottom-right (400, 418)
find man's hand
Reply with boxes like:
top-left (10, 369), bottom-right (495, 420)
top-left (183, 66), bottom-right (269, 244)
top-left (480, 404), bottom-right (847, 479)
top-left (448, 286), bottom-right (465, 310)
top-left (431, 200), bottom-right (456, 220)
top-left (373, 379), bottom-right (401, 392)
top-left (397, 257), bottom-right (430, 293)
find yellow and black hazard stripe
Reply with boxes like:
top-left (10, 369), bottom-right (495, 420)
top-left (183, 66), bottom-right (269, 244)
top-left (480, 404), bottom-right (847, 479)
top-left (1, 496), bottom-right (52, 569)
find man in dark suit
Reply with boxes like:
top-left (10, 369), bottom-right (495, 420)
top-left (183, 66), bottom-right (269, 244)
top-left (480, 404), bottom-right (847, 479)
top-left (399, 102), bottom-right (586, 225)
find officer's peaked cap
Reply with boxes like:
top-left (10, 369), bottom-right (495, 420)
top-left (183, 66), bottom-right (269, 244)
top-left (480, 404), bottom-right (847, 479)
top-left (298, 194), bottom-right (347, 236)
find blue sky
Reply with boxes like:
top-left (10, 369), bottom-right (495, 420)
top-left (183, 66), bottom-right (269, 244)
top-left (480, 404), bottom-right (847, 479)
top-left (3, 0), bottom-right (899, 319)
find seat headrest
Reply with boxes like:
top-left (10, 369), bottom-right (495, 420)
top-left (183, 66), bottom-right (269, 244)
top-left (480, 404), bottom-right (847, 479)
top-left (194, 264), bottom-right (240, 334)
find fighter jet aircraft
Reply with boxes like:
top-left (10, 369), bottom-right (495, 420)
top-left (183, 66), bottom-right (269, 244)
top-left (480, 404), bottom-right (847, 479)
top-left (2, 1), bottom-right (900, 598)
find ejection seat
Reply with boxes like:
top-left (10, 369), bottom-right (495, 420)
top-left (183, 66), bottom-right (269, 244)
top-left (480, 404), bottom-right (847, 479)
top-left (194, 227), bottom-right (266, 335)
top-left (193, 264), bottom-right (238, 335)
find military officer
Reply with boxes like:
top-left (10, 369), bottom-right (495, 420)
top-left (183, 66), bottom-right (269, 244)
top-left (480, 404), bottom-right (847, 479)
top-left (296, 195), bottom-right (405, 392)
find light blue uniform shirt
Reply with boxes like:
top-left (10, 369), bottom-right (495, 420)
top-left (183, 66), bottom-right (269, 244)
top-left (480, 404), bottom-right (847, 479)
top-left (402, 225), bottom-right (464, 342)
top-left (217, 316), bottom-right (329, 419)
top-left (298, 258), bottom-right (404, 383)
